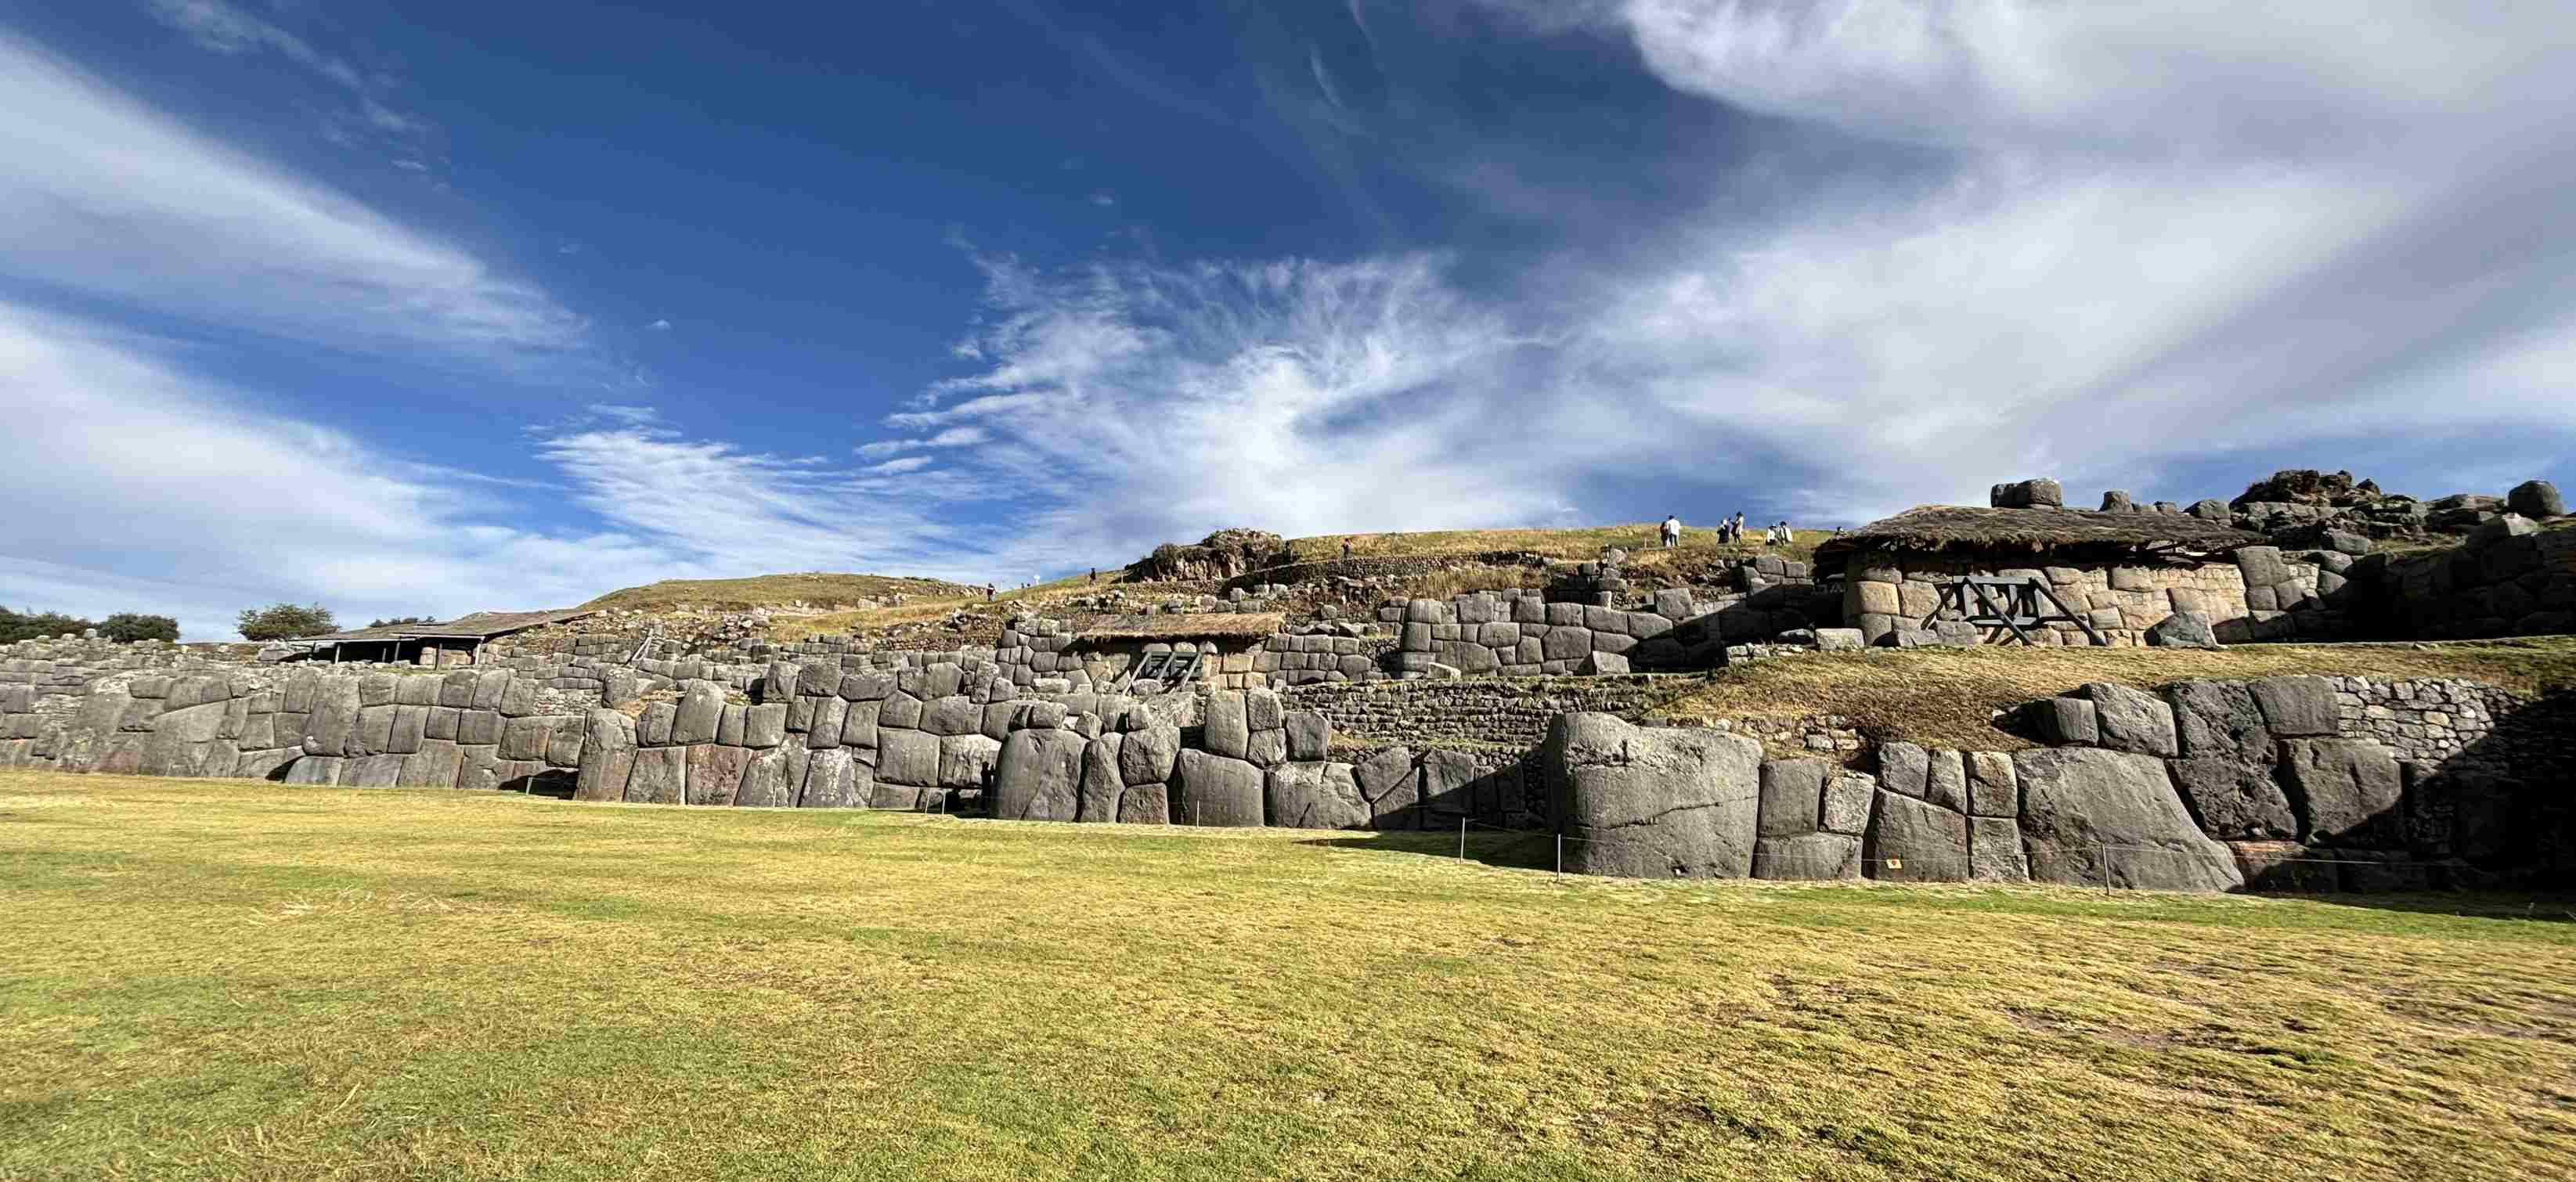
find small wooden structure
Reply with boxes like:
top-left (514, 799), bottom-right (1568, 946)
top-left (292, 608), bottom-right (597, 665)
top-left (1925, 577), bottom-right (2105, 646)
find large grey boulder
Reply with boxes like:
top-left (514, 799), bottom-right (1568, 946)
top-left (1285, 711), bottom-right (1332, 761)
top-left (1924, 749), bottom-right (1970, 813)
top-left (2278, 738), bottom-right (2402, 845)
top-left (2013, 748), bottom-right (2243, 891)
top-left (1078, 733), bottom-right (1124, 821)
top-left (1203, 690), bottom-right (1250, 759)
top-left (626, 744), bottom-right (687, 805)
top-left (2249, 676), bottom-right (2337, 737)
top-left (734, 747), bottom-right (796, 807)
top-left (2167, 758), bottom-right (2299, 840)
top-left (1118, 783), bottom-right (1171, 824)
top-left (1266, 762), bottom-right (1369, 830)
top-left (1867, 791), bottom-right (1970, 881)
top-left (1876, 741), bottom-right (1928, 798)
top-left (1174, 749), bottom-right (1265, 827)
top-left (1118, 722), bottom-right (1181, 786)
top-left (686, 743), bottom-right (752, 805)
top-left (742, 704), bottom-right (788, 748)
top-left (938, 733), bottom-right (1001, 791)
top-left (2145, 613), bottom-right (2221, 649)
top-left (877, 729), bottom-right (940, 788)
top-left (1965, 752), bottom-right (2017, 817)
top-left (2167, 681), bottom-right (2272, 762)
top-left (1355, 746), bottom-right (1418, 830)
top-left (1968, 816), bottom-right (2029, 882)
top-left (993, 728), bottom-right (1085, 821)
top-left (798, 747), bottom-right (857, 808)
top-left (399, 740), bottom-right (463, 788)
top-left (2080, 683), bottom-right (2178, 757)
top-left (1419, 749), bottom-right (1484, 817)
top-left (1545, 714), bottom-right (1761, 879)
top-left (574, 709), bottom-right (637, 802)
top-left (2507, 479), bottom-right (2564, 519)
top-left (1753, 833), bottom-right (1862, 881)
top-left (670, 681), bottom-right (724, 746)
top-left (1820, 773), bottom-right (1875, 834)
top-left (1757, 759), bottom-right (1827, 838)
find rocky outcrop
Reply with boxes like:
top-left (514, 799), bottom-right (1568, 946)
top-left (1124, 528), bottom-right (1290, 582)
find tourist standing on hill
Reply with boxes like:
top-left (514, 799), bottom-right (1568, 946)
top-left (1660, 514), bottom-right (1681, 548)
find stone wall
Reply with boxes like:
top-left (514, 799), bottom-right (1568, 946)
top-left (1836, 545), bottom-right (2347, 646)
top-left (1546, 669), bottom-right (2568, 891)
top-left (0, 663), bottom-right (589, 790)
top-left (1283, 675), bottom-right (1686, 752)
top-left (2355, 517), bottom-right (2576, 639)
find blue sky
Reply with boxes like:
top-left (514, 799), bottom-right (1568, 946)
top-left (3, 1), bottom-right (2571, 640)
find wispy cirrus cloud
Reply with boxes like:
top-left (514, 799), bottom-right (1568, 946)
top-left (0, 30), bottom-right (583, 361)
top-left (143, 0), bottom-right (441, 165)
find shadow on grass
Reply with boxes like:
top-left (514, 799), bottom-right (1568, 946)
top-left (1298, 828), bottom-right (1561, 872)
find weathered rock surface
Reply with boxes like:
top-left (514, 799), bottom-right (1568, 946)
top-left (2278, 737), bottom-right (2402, 845)
top-left (1753, 833), bottom-right (1862, 881)
top-left (993, 728), bottom-right (1085, 821)
top-left (2081, 683), bottom-right (2178, 757)
top-left (1174, 749), bottom-right (1265, 827)
top-left (2013, 748), bottom-right (2242, 891)
top-left (1867, 791), bottom-right (1970, 881)
top-left (574, 709), bottom-right (637, 802)
top-left (1266, 761), bottom-right (1368, 830)
top-left (1545, 714), bottom-right (1761, 879)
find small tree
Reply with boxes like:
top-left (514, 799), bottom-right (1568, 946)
top-left (237, 603), bottom-right (337, 642)
top-left (0, 607), bottom-right (99, 643)
top-left (366, 615), bottom-right (434, 629)
top-left (99, 613), bottom-right (180, 643)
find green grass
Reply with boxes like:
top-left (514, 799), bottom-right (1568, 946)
top-left (1653, 636), bottom-right (2576, 754)
top-left (6, 773), bottom-right (2575, 1180)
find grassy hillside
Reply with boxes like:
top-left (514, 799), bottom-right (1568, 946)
top-left (580, 572), bottom-right (980, 612)
top-left (1653, 637), bottom-right (2576, 753)
top-left (6, 773), bottom-right (2573, 1180)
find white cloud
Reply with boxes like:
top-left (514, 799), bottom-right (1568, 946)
top-left (1090, 191), bottom-right (1117, 207)
top-left (0, 31), bottom-right (580, 360)
top-left (648, 319), bottom-right (673, 331)
top-left (586, 403), bottom-right (660, 425)
top-left (0, 302), bottom-right (657, 640)
top-left (1402, 0), bottom-right (2576, 517)
top-left (864, 456), bottom-right (935, 474)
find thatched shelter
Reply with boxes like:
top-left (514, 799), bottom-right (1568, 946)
top-left (1813, 506), bottom-right (2260, 575)
top-left (292, 608), bottom-right (597, 665)
top-left (1820, 506), bottom-right (2307, 647)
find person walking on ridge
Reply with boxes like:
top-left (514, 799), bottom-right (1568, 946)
top-left (1660, 514), bottom-right (1681, 548)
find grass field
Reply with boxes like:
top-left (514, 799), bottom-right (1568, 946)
top-left (1653, 637), bottom-right (2576, 752)
top-left (6, 773), bottom-right (2574, 1180)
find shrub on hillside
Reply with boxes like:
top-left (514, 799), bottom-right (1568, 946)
top-left (367, 616), bottom-right (433, 629)
top-left (237, 603), bottom-right (337, 642)
top-left (99, 613), bottom-right (180, 643)
top-left (0, 607), bottom-right (99, 643)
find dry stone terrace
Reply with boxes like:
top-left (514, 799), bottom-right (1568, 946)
top-left (2, 467), bottom-right (2568, 890)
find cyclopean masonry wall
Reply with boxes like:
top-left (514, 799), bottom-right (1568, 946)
top-left (2353, 516), bottom-right (2576, 639)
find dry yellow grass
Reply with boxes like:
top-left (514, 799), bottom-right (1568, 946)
top-left (581, 572), bottom-right (978, 612)
top-left (5, 773), bottom-right (2575, 1180)
top-left (1652, 637), bottom-right (2576, 751)
top-left (1286, 524), bottom-right (1825, 565)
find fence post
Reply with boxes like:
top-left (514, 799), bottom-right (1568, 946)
top-left (1555, 833), bottom-right (1563, 880)
top-left (2100, 841), bottom-right (2111, 896)
top-left (1458, 815), bottom-right (1467, 861)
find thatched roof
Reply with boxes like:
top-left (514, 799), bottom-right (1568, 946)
top-left (1814, 506), bottom-right (2260, 573)
top-left (1076, 612), bottom-right (1285, 642)
top-left (297, 607), bottom-right (595, 643)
